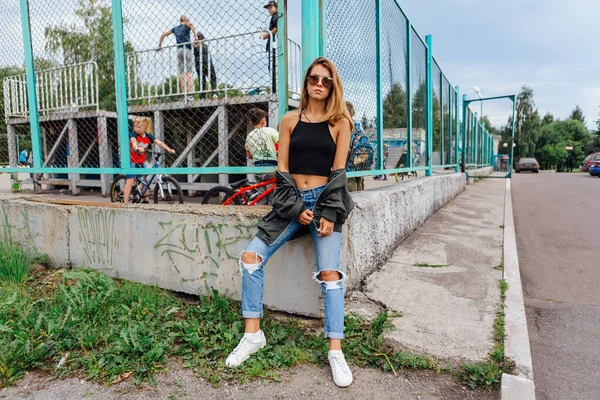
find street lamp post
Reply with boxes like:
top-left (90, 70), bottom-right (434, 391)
top-left (474, 86), bottom-right (483, 121)
top-left (566, 146), bottom-right (573, 173)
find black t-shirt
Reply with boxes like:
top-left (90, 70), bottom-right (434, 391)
top-left (266, 13), bottom-right (279, 52)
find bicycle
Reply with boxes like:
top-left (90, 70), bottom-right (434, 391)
top-left (110, 152), bottom-right (184, 204)
top-left (394, 153), bottom-right (419, 182)
top-left (201, 177), bottom-right (276, 206)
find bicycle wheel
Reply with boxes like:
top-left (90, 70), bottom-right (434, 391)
top-left (201, 186), bottom-right (242, 205)
top-left (110, 175), bottom-right (128, 203)
top-left (154, 176), bottom-right (184, 205)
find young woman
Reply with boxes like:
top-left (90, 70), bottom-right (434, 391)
top-left (225, 57), bottom-right (355, 388)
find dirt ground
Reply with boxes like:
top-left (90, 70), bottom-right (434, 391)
top-left (1, 360), bottom-right (498, 400)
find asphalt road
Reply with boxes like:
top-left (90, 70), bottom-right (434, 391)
top-left (512, 172), bottom-right (600, 399)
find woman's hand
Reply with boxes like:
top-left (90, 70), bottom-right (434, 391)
top-left (298, 209), bottom-right (313, 225)
top-left (318, 218), bottom-right (334, 237)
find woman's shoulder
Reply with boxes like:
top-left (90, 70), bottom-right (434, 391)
top-left (282, 110), bottom-right (300, 123)
top-left (332, 116), bottom-right (351, 131)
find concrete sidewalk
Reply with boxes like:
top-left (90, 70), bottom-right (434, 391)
top-left (357, 178), bottom-right (505, 362)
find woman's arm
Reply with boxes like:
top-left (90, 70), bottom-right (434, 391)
top-left (277, 111), bottom-right (297, 172)
top-left (332, 118), bottom-right (351, 170)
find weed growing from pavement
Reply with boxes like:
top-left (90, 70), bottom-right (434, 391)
top-left (457, 279), bottom-right (514, 391)
top-left (415, 263), bottom-right (451, 268)
top-left (494, 258), bottom-right (504, 271)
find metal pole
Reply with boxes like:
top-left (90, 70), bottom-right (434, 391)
top-left (406, 21), bottom-right (412, 169)
top-left (461, 95), bottom-right (467, 173)
top-left (277, 0), bottom-right (288, 121)
top-left (376, 0), bottom-right (384, 173)
top-left (301, 0), bottom-right (322, 73)
top-left (425, 35), bottom-right (433, 176)
top-left (509, 96), bottom-right (516, 178)
top-left (455, 86), bottom-right (460, 172)
top-left (111, 0), bottom-right (131, 170)
top-left (19, 0), bottom-right (42, 169)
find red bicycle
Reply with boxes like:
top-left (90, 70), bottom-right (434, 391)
top-left (201, 177), bottom-right (276, 206)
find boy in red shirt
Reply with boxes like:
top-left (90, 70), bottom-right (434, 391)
top-left (124, 117), bottom-right (175, 204)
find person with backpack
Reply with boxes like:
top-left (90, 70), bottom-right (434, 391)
top-left (345, 101), bottom-right (374, 191)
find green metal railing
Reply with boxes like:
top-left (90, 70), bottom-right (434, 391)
top-left (3, 0), bottom-right (511, 182)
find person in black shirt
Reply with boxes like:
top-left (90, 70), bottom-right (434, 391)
top-left (261, 1), bottom-right (279, 93)
top-left (193, 32), bottom-right (218, 99)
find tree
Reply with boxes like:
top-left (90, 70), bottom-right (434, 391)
top-left (383, 83), bottom-right (407, 129)
top-left (44, 0), bottom-right (135, 110)
top-left (568, 105), bottom-right (586, 124)
top-left (515, 85), bottom-right (540, 159)
top-left (541, 112), bottom-right (555, 126)
top-left (411, 82), bottom-right (440, 143)
top-left (535, 120), bottom-right (589, 171)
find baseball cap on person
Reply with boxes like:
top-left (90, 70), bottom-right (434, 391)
top-left (263, 1), bottom-right (277, 8)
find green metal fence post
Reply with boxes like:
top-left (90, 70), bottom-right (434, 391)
top-left (376, 0), bottom-right (384, 173)
top-left (439, 71), bottom-right (443, 166)
top-left (278, 1), bottom-right (288, 120)
top-left (461, 94), bottom-right (467, 173)
top-left (474, 112), bottom-right (479, 168)
top-left (509, 95), bottom-right (516, 178)
top-left (425, 35), bottom-right (433, 176)
top-left (319, 0), bottom-right (326, 56)
top-left (111, 0), bottom-right (130, 169)
top-left (406, 21), bottom-right (412, 169)
top-left (455, 86), bottom-right (460, 172)
top-left (20, 0), bottom-right (42, 168)
top-left (302, 0), bottom-right (323, 72)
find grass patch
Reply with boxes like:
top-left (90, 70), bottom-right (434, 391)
top-left (415, 263), bottom-right (451, 268)
top-left (457, 279), bottom-right (513, 391)
top-left (0, 266), bottom-right (452, 389)
top-left (0, 243), bottom-right (497, 392)
top-left (0, 241), bottom-right (51, 284)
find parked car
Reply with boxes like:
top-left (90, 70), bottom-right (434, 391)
top-left (515, 158), bottom-right (539, 173)
top-left (581, 152), bottom-right (600, 173)
top-left (589, 157), bottom-right (600, 176)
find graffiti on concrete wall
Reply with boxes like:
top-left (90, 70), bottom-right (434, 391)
top-left (0, 204), bottom-right (34, 245)
top-left (77, 208), bottom-right (120, 265)
top-left (154, 218), bottom-right (259, 276)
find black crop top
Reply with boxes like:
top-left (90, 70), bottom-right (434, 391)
top-left (289, 120), bottom-right (336, 176)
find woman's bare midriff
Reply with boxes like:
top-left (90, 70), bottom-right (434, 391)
top-left (292, 174), bottom-right (329, 190)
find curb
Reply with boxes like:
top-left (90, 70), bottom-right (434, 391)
top-left (501, 179), bottom-right (536, 399)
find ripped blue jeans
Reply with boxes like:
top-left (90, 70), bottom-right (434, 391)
top-left (240, 184), bottom-right (346, 339)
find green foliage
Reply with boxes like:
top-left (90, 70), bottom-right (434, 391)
top-left (383, 83), bottom-right (408, 129)
top-left (44, 0), bottom-right (135, 111)
top-left (568, 105), bottom-right (586, 124)
top-left (535, 119), bottom-right (590, 170)
top-left (0, 268), bottom-right (451, 389)
top-left (0, 241), bottom-right (46, 284)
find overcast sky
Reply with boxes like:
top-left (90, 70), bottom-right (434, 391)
top-left (1, 0), bottom-right (597, 130)
top-left (400, 0), bottom-right (600, 129)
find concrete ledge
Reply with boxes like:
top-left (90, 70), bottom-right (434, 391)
top-left (466, 166), bottom-right (493, 184)
top-left (502, 179), bottom-right (536, 398)
top-left (501, 374), bottom-right (536, 400)
top-left (345, 173), bottom-right (466, 289)
top-left (0, 173), bottom-right (466, 317)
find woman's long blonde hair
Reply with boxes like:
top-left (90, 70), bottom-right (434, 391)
top-left (299, 57), bottom-right (354, 131)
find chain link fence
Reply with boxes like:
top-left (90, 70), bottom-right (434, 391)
top-left (2, 0), bottom-right (496, 196)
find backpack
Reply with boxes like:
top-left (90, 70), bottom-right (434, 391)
top-left (347, 123), bottom-right (375, 171)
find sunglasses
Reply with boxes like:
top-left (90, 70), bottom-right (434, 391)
top-left (307, 74), bottom-right (334, 89)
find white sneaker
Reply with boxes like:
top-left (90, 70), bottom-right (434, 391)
top-left (225, 331), bottom-right (266, 367)
top-left (328, 350), bottom-right (353, 387)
